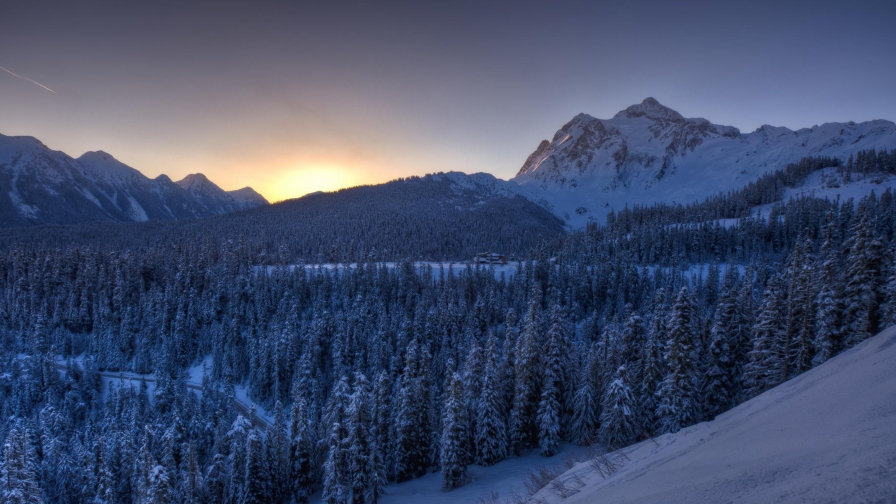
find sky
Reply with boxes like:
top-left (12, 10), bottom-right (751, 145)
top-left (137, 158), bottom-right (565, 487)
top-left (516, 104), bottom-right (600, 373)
top-left (2, 0), bottom-right (895, 202)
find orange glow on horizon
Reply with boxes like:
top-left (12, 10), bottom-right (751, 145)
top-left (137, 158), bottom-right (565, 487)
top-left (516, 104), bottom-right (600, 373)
top-left (251, 162), bottom-right (395, 203)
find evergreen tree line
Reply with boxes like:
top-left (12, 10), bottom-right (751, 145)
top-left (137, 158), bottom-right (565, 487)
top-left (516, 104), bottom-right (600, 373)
top-left (1, 178), bottom-right (895, 502)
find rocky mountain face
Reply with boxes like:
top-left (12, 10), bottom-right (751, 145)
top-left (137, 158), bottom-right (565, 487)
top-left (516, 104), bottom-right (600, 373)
top-left (0, 133), bottom-right (268, 227)
top-left (175, 173), bottom-right (267, 215)
top-left (514, 98), bottom-right (896, 226)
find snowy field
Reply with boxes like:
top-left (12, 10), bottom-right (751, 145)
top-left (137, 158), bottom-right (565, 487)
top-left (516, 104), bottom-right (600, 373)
top-left (530, 325), bottom-right (896, 504)
top-left (261, 261), bottom-right (524, 280)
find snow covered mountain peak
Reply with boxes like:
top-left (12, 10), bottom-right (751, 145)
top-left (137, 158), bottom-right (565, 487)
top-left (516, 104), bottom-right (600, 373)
top-left (228, 187), bottom-right (269, 206)
top-left (613, 97), bottom-right (685, 122)
top-left (176, 173), bottom-right (213, 189)
top-left (77, 150), bottom-right (144, 181)
top-left (513, 99), bottom-right (896, 227)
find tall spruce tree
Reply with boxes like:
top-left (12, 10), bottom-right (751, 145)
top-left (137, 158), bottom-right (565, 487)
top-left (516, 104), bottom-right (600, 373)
top-left (440, 372), bottom-right (467, 490)
top-left (475, 333), bottom-right (507, 466)
top-left (743, 275), bottom-right (788, 399)
top-left (842, 212), bottom-right (883, 346)
top-left (656, 287), bottom-right (702, 434)
top-left (570, 344), bottom-right (601, 445)
top-left (509, 290), bottom-right (541, 454)
top-left (322, 376), bottom-right (351, 504)
top-left (703, 286), bottom-right (736, 419)
top-left (1, 425), bottom-right (43, 504)
top-left (786, 238), bottom-right (817, 375)
top-left (813, 217), bottom-right (844, 367)
top-left (599, 365), bottom-right (639, 449)
top-left (537, 303), bottom-right (568, 457)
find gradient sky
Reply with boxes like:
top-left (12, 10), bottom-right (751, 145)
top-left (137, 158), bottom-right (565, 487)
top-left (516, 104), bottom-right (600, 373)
top-left (2, 0), bottom-right (895, 202)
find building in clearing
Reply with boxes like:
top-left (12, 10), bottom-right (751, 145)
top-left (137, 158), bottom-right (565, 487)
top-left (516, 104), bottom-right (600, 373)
top-left (472, 252), bottom-right (507, 265)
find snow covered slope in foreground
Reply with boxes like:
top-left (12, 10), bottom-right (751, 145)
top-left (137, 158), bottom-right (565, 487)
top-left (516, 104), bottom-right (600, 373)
top-left (536, 325), bottom-right (896, 504)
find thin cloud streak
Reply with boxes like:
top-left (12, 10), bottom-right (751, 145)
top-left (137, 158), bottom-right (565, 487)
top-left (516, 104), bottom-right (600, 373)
top-left (0, 65), bottom-right (57, 94)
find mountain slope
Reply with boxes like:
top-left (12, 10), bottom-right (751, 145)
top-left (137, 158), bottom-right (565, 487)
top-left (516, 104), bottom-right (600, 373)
top-left (0, 171), bottom-right (565, 260)
top-left (0, 133), bottom-right (267, 226)
top-left (188, 171), bottom-right (565, 261)
top-left (175, 173), bottom-right (268, 215)
top-left (515, 98), bottom-right (896, 226)
top-left (535, 325), bottom-right (896, 504)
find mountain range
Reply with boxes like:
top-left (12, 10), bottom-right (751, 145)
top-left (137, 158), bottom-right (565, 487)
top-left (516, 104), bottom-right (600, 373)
top-left (513, 97), bottom-right (896, 226)
top-left (0, 133), bottom-right (267, 227)
top-left (3, 98), bottom-right (895, 230)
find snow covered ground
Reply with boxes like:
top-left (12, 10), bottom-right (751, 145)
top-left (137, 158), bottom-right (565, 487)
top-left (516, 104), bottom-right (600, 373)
top-left (309, 443), bottom-right (593, 504)
top-left (783, 167), bottom-right (896, 204)
top-left (531, 325), bottom-right (896, 504)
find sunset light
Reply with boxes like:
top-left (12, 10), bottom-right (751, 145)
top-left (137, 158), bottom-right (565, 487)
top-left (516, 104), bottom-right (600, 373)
top-left (2, 2), bottom-right (896, 502)
top-left (269, 164), bottom-right (359, 201)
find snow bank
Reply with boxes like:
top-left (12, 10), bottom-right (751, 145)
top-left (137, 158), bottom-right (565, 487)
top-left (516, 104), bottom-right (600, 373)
top-left (534, 325), bottom-right (896, 504)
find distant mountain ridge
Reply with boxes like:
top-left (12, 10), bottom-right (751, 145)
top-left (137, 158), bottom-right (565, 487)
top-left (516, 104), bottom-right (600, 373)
top-left (514, 98), bottom-right (896, 227)
top-left (0, 133), bottom-right (268, 227)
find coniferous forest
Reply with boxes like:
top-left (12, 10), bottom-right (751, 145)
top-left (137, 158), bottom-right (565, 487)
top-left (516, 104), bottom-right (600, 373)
top-left (1, 154), bottom-right (896, 503)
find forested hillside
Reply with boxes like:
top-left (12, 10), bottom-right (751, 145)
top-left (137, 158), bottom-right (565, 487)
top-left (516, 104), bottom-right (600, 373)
top-left (0, 171), bottom-right (565, 263)
top-left (1, 150), bottom-right (894, 502)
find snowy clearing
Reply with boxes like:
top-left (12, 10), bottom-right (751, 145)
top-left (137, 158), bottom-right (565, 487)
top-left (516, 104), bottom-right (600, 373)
top-left (259, 261), bottom-right (524, 280)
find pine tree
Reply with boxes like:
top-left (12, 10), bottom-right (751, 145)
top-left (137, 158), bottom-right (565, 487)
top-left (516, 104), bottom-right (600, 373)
top-left (621, 305), bottom-right (647, 383)
top-left (656, 287), bottom-right (702, 434)
top-left (639, 289), bottom-right (668, 433)
top-left (599, 365), bottom-right (638, 449)
top-left (743, 275), bottom-right (787, 399)
top-left (731, 276), bottom-right (756, 399)
top-left (440, 372), bottom-right (467, 490)
top-left (392, 338), bottom-right (431, 482)
top-left (371, 372), bottom-right (392, 483)
top-left (842, 212), bottom-right (883, 346)
top-left (266, 401), bottom-right (290, 504)
top-left (226, 415), bottom-right (252, 504)
top-left (322, 376), bottom-right (351, 504)
top-left (475, 334), bottom-right (507, 465)
top-left (289, 398), bottom-right (315, 504)
top-left (882, 263), bottom-right (896, 329)
top-left (786, 237), bottom-right (817, 375)
top-left (347, 373), bottom-right (381, 504)
top-left (509, 291), bottom-right (541, 454)
top-left (461, 337), bottom-right (484, 465)
top-left (570, 345), bottom-right (600, 445)
top-left (243, 428), bottom-right (269, 504)
top-left (813, 217), bottom-right (844, 367)
top-left (1, 425), bottom-right (43, 504)
top-left (702, 287), bottom-right (736, 419)
top-left (148, 465), bottom-right (172, 504)
top-left (537, 303), bottom-right (568, 457)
